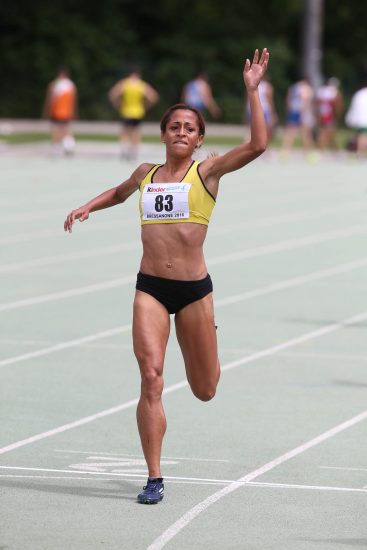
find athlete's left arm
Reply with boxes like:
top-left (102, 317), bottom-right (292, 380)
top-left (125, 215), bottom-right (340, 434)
top-left (201, 49), bottom-right (269, 187)
top-left (144, 83), bottom-right (160, 109)
top-left (108, 80), bottom-right (123, 110)
top-left (42, 82), bottom-right (54, 118)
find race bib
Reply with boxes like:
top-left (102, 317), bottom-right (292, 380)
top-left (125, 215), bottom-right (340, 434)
top-left (141, 183), bottom-right (191, 221)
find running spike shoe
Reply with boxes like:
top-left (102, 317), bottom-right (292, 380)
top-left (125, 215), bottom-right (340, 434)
top-left (137, 478), bottom-right (164, 504)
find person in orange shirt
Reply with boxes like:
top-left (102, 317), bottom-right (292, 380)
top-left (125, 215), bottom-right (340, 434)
top-left (43, 66), bottom-right (78, 155)
top-left (109, 68), bottom-right (159, 160)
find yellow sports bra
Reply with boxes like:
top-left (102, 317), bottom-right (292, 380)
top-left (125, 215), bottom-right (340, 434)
top-left (139, 160), bottom-right (215, 226)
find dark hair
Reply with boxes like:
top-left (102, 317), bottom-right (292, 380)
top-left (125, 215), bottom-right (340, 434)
top-left (160, 103), bottom-right (206, 136)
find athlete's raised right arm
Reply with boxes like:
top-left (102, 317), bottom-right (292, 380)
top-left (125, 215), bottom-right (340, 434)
top-left (64, 163), bottom-right (153, 233)
top-left (108, 80), bottom-right (124, 110)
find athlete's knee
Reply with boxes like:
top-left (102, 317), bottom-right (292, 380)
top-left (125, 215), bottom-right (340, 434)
top-left (190, 361), bottom-right (220, 401)
top-left (192, 380), bottom-right (218, 402)
top-left (140, 368), bottom-right (164, 401)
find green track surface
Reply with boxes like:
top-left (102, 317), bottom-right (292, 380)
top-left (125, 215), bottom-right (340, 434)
top-left (1, 144), bottom-right (366, 550)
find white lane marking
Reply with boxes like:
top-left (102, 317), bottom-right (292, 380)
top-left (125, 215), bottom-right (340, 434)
top-left (0, 325), bottom-right (132, 368)
top-left (214, 257), bottom-right (367, 307)
top-left (2, 256), bottom-right (366, 366)
top-left (1, 200), bottom-right (363, 245)
top-left (0, 219), bottom-right (134, 245)
top-left (208, 224), bottom-right (367, 267)
top-left (0, 380), bottom-right (187, 456)
top-left (54, 449), bottom-right (230, 462)
top-left (1, 466), bottom-right (366, 494)
top-left (2, 257), bottom-right (367, 368)
top-left (0, 210), bottom-right (68, 223)
top-left (0, 465), bottom-right (227, 483)
top-left (1, 310), bottom-right (367, 456)
top-left (148, 409), bottom-right (367, 550)
top-left (245, 481), bottom-right (367, 493)
top-left (209, 201), bottom-right (366, 237)
top-left (69, 458), bottom-right (178, 472)
top-left (0, 242), bottom-right (140, 274)
top-left (220, 310), bottom-right (367, 374)
top-left (0, 475), bottom-right (119, 480)
top-left (2, 224), bottom-right (367, 274)
top-left (320, 466), bottom-right (367, 472)
top-left (1, 254), bottom-right (367, 317)
top-left (2, 469), bottom-right (367, 494)
top-left (221, 349), bottom-right (367, 363)
top-left (0, 275), bottom-right (136, 312)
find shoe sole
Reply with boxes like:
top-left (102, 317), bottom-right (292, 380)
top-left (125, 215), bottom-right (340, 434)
top-left (138, 495), bottom-right (164, 505)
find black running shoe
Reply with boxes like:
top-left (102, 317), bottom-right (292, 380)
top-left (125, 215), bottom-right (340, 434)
top-left (137, 478), bottom-right (164, 504)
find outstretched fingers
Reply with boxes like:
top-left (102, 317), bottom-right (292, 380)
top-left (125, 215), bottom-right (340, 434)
top-left (252, 49), bottom-right (259, 65)
top-left (64, 207), bottom-right (90, 233)
top-left (244, 58), bottom-right (251, 73)
top-left (259, 48), bottom-right (268, 65)
top-left (64, 212), bottom-right (75, 233)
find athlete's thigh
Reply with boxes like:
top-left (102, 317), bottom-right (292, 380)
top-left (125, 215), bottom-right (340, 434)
top-left (174, 293), bottom-right (218, 385)
top-left (133, 290), bottom-right (171, 373)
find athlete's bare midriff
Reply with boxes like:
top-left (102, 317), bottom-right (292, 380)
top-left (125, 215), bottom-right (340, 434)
top-left (140, 222), bottom-right (208, 280)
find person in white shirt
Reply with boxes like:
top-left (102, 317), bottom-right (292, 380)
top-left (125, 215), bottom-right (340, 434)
top-left (345, 80), bottom-right (367, 155)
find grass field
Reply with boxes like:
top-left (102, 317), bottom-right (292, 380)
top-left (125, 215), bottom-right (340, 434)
top-left (1, 143), bottom-right (367, 550)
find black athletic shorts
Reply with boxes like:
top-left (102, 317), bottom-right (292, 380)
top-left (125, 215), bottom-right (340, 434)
top-left (120, 117), bottom-right (142, 127)
top-left (136, 271), bottom-right (213, 314)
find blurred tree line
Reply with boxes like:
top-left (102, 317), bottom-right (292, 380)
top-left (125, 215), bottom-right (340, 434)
top-left (1, 0), bottom-right (366, 122)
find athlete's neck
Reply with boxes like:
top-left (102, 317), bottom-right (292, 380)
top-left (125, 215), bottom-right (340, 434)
top-left (162, 158), bottom-right (194, 178)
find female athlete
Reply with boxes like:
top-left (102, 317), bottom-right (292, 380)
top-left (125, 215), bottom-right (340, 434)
top-left (64, 48), bottom-right (269, 504)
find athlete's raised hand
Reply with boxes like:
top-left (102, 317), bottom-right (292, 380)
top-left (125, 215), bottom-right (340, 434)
top-left (243, 48), bottom-right (269, 91)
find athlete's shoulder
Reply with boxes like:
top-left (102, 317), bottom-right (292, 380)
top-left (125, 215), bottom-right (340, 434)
top-left (196, 155), bottom-right (218, 179)
top-left (134, 162), bottom-right (156, 182)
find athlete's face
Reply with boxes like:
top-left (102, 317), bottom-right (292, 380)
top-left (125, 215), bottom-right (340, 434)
top-left (162, 110), bottom-right (203, 155)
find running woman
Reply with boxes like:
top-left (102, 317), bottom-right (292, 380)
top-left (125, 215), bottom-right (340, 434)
top-left (64, 48), bottom-right (269, 504)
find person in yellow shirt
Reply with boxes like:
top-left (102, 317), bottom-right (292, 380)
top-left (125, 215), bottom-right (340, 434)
top-left (43, 66), bottom-right (78, 155)
top-left (109, 68), bottom-right (159, 159)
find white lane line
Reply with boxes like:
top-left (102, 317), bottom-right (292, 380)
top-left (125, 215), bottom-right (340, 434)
top-left (0, 219), bottom-right (134, 245)
top-left (0, 242), bottom-right (140, 274)
top-left (220, 310), bottom-right (367, 375)
top-left (1, 466), bottom-right (365, 494)
top-left (320, 466), bottom-right (367, 472)
top-left (0, 465), bottom-right (229, 483)
top-left (209, 201), bottom-right (366, 237)
top-left (221, 348), bottom-right (367, 363)
top-left (1, 254), bottom-right (367, 315)
top-left (0, 325), bottom-right (132, 368)
top-left (0, 275), bottom-right (136, 312)
top-left (214, 257), bottom-right (367, 307)
top-left (0, 475), bottom-right (119, 481)
top-left (1, 310), bottom-right (367, 456)
top-left (2, 257), bottom-right (367, 368)
top-left (0, 380), bottom-right (187, 456)
top-left (208, 224), bottom-right (367, 267)
top-left (2, 470), bottom-right (367, 495)
top-left (54, 450), bottom-right (230, 462)
top-left (245, 481), bottom-right (367, 493)
top-left (148, 409), bottom-right (367, 550)
top-left (1, 200), bottom-right (362, 245)
top-left (0, 210), bottom-right (68, 223)
top-left (2, 224), bottom-right (367, 274)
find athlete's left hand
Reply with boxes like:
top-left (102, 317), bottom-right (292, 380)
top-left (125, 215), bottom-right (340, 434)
top-left (243, 48), bottom-right (269, 91)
